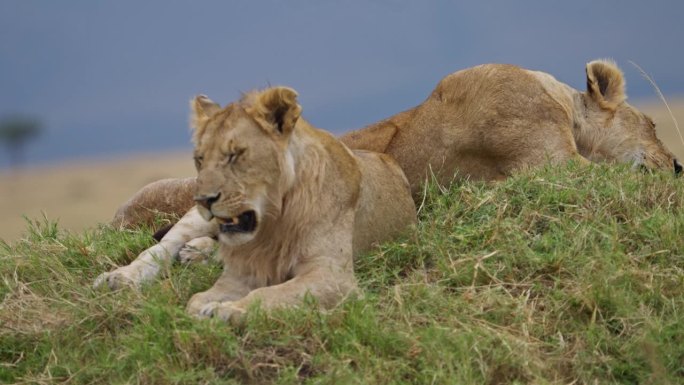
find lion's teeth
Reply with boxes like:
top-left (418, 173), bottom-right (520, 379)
top-left (217, 216), bottom-right (240, 226)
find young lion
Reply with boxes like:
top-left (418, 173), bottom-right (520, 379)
top-left (94, 87), bottom-right (417, 322)
top-left (113, 59), bottom-right (680, 226)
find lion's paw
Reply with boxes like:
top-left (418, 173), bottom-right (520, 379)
top-left (93, 270), bottom-right (137, 290)
top-left (178, 246), bottom-right (209, 264)
top-left (195, 301), bottom-right (246, 323)
top-left (92, 264), bottom-right (156, 290)
top-left (178, 237), bottom-right (217, 264)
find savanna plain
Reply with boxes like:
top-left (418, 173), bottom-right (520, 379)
top-left (1, 101), bottom-right (684, 384)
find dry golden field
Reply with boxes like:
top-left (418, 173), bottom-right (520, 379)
top-left (1, 99), bottom-right (683, 242)
top-left (0, 151), bottom-right (196, 242)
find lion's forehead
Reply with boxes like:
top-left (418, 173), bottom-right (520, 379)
top-left (197, 117), bottom-right (264, 154)
top-left (616, 105), bottom-right (651, 133)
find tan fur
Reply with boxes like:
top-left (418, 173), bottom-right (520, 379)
top-left (95, 87), bottom-right (416, 322)
top-left (341, 60), bottom-right (678, 197)
top-left (111, 177), bottom-right (197, 229)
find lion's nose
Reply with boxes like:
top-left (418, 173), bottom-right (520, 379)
top-left (674, 159), bottom-right (683, 175)
top-left (194, 192), bottom-right (220, 210)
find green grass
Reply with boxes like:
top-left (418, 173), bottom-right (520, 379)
top-left (2, 162), bottom-right (683, 384)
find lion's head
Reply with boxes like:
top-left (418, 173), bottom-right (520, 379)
top-left (582, 60), bottom-right (681, 174)
top-left (190, 87), bottom-right (302, 245)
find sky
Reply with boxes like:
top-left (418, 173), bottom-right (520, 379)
top-left (1, 0), bottom-right (683, 168)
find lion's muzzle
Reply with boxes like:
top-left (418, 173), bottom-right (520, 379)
top-left (194, 192), bottom-right (220, 212)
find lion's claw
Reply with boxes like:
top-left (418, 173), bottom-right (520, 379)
top-left (197, 301), bottom-right (220, 318)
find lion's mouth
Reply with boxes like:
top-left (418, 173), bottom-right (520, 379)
top-left (216, 210), bottom-right (257, 234)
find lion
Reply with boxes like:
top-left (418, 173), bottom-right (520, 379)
top-left (342, 59), bottom-right (681, 197)
top-left (94, 87), bottom-right (417, 322)
top-left (113, 59), bottom-right (680, 225)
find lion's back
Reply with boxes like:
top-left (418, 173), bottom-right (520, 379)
top-left (385, 63), bottom-right (578, 188)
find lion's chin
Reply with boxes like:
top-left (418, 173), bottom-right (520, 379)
top-left (217, 231), bottom-right (257, 247)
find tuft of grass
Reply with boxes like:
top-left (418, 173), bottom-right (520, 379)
top-left (1, 162), bottom-right (683, 384)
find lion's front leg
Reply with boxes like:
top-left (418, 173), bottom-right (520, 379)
top-left (94, 207), bottom-right (217, 290)
top-left (92, 250), bottom-right (165, 290)
top-left (201, 260), bottom-right (357, 324)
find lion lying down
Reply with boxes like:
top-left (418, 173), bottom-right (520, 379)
top-left (342, 59), bottom-right (681, 197)
top-left (94, 87), bottom-right (417, 322)
top-left (113, 59), bottom-right (681, 229)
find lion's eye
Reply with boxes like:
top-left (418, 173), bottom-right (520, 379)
top-left (227, 148), bottom-right (245, 164)
top-left (194, 155), bottom-right (203, 168)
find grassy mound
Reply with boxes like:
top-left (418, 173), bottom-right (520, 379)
top-left (2, 162), bottom-right (683, 384)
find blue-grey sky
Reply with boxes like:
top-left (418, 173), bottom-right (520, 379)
top-left (1, 1), bottom-right (683, 168)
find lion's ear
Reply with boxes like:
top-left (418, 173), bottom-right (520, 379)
top-left (249, 87), bottom-right (302, 136)
top-left (190, 95), bottom-right (221, 129)
top-left (586, 59), bottom-right (626, 111)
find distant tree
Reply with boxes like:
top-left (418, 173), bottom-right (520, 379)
top-left (0, 115), bottom-right (42, 169)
